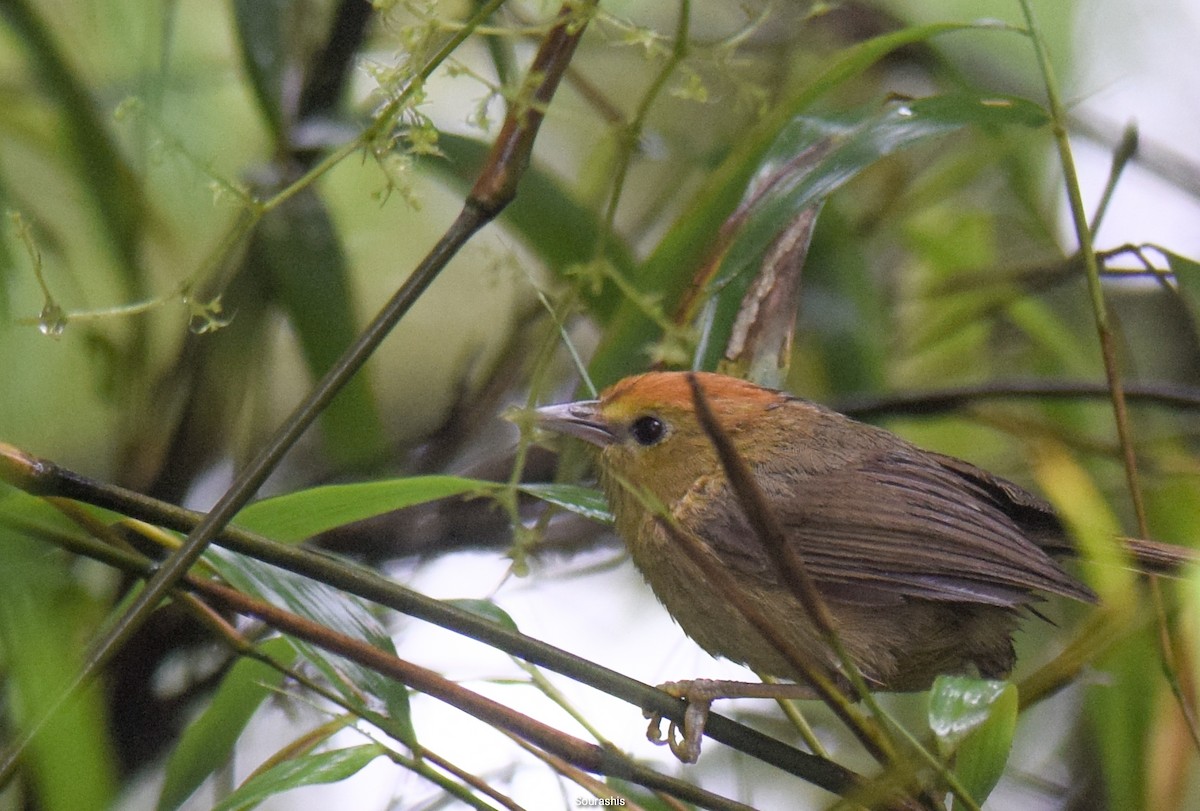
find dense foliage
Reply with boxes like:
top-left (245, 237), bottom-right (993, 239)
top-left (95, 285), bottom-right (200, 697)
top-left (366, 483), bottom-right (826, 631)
top-left (1, 1), bottom-right (1197, 809)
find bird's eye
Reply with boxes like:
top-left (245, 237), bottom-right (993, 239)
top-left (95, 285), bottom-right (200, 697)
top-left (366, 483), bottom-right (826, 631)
top-left (629, 415), bottom-right (667, 446)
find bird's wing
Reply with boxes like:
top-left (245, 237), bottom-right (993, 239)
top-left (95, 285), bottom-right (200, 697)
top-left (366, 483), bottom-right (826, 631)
top-left (921, 451), bottom-right (1071, 555)
top-left (680, 448), bottom-right (1095, 608)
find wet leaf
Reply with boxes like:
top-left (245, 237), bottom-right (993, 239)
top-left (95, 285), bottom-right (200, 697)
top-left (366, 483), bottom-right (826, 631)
top-left (694, 94), bottom-right (1047, 373)
top-left (929, 675), bottom-right (1017, 807)
top-left (517, 482), bottom-right (613, 524)
top-left (587, 22), bottom-right (997, 387)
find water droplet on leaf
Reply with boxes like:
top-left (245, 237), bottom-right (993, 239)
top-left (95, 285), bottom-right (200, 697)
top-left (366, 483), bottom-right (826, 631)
top-left (37, 303), bottom-right (67, 337)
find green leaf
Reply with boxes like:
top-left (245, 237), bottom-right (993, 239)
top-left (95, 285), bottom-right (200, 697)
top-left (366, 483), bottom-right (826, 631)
top-left (0, 527), bottom-right (117, 811)
top-left (233, 476), bottom-right (612, 545)
top-left (0, 481), bottom-right (101, 534)
top-left (247, 189), bottom-right (386, 470)
top-left (910, 93), bottom-right (1048, 130)
top-left (587, 21), bottom-right (992, 387)
top-left (157, 638), bottom-right (298, 811)
top-left (1087, 629), bottom-right (1158, 811)
top-left (233, 475), bottom-right (490, 542)
top-left (1031, 445), bottom-right (1134, 608)
top-left (232, 0), bottom-right (288, 142)
top-left (210, 743), bottom-right (386, 811)
top-left (695, 94), bottom-right (1047, 372)
top-left (716, 94), bottom-right (1046, 296)
top-left (929, 675), bottom-right (1018, 807)
top-left (517, 482), bottom-right (613, 524)
top-left (1161, 246), bottom-right (1200, 280)
top-left (446, 599), bottom-right (519, 632)
top-left (208, 549), bottom-right (416, 746)
top-left (1159, 245), bottom-right (1200, 336)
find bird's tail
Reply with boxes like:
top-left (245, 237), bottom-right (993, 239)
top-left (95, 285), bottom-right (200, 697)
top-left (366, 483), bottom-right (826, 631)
top-left (1123, 536), bottom-right (1198, 575)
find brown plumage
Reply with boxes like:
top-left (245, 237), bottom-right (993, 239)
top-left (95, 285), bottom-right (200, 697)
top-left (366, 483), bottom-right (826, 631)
top-left (537, 371), bottom-right (1099, 691)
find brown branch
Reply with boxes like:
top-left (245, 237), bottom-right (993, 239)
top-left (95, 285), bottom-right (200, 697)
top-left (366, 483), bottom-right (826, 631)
top-left (469, 3), bottom-right (592, 213)
top-left (0, 441), bottom-right (863, 797)
top-left (681, 375), bottom-right (896, 766)
top-left (182, 577), bottom-right (753, 810)
top-left (0, 1), bottom-right (597, 787)
top-left (834, 379), bottom-right (1200, 422)
top-left (8, 510), bottom-right (783, 811)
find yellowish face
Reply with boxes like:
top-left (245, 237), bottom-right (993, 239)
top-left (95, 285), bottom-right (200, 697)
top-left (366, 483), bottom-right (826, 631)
top-left (536, 371), bottom-right (786, 507)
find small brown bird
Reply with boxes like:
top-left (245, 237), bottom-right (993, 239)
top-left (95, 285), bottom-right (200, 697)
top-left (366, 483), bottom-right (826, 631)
top-left (537, 371), bottom-right (1139, 758)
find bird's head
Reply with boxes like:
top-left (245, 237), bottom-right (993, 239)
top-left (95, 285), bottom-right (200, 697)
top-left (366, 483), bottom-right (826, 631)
top-left (536, 372), bottom-right (792, 508)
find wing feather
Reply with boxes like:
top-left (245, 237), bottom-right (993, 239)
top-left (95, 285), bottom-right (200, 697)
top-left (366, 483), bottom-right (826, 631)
top-left (679, 447), bottom-right (1095, 608)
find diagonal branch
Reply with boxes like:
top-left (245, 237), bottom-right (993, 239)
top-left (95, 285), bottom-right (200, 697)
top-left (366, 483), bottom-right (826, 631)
top-left (681, 375), bottom-right (896, 766)
top-left (0, 440), bottom-right (862, 797)
top-left (12, 514), bottom-right (760, 811)
top-left (0, 0), bottom-right (595, 785)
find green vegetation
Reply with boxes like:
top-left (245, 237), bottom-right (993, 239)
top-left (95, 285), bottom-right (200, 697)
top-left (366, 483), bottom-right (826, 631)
top-left (0, 1), bottom-right (1197, 809)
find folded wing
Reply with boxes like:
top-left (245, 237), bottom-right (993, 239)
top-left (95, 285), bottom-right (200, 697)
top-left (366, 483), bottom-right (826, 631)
top-left (682, 448), bottom-right (1096, 608)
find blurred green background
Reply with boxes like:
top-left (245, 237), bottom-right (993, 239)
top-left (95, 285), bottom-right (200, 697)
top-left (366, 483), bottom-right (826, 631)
top-left (1, 0), bottom-right (1198, 809)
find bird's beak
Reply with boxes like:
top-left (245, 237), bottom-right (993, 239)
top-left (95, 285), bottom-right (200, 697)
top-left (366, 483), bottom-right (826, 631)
top-left (535, 400), bottom-right (617, 447)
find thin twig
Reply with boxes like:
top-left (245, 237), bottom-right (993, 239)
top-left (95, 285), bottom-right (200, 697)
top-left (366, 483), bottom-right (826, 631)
top-left (1019, 0), bottom-right (1200, 752)
top-left (20, 515), bottom-right (790, 811)
top-left (685, 375), bottom-right (985, 810)
top-left (758, 672), bottom-right (829, 758)
top-left (0, 441), bottom-right (861, 795)
top-left (1018, 1), bottom-right (1146, 529)
top-left (0, 0), bottom-right (590, 785)
top-left (835, 379), bottom-right (1200, 422)
top-left (595, 0), bottom-right (691, 259)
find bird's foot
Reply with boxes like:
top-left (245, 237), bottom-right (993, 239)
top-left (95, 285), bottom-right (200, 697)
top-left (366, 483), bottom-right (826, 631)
top-left (645, 678), bottom-right (820, 763)
top-left (644, 678), bottom-right (725, 763)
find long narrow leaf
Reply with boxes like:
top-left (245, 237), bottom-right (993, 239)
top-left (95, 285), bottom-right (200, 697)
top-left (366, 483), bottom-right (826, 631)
top-left (156, 638), bottom-right (298, 811)
top-left (0, 523), bottom-right (117, 811)
top-left (234, 476), bottom-right (612, 544)
top-left (231, 0), bottom-right (288, 143)
top-left (233, 475), bottom-right (491, 542)
top-left (588, 22), bottom-right (990, 386)
top-left (208, 549), bottom-right (416, 745)
top-left (210, 743), bottom-right (386, 811)
top-left (693, 94), bottom-right (1047, 371)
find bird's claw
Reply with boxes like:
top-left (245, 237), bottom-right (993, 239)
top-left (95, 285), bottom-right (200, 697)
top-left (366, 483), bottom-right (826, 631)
top-left (644, 705), bottom-right (709, 763)
top-left (644, 679), bottom-right (719, 763)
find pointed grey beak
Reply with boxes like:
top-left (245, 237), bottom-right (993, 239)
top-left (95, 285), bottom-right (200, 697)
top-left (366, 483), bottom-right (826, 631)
top-left (535, 400), bottom-right (617, 447)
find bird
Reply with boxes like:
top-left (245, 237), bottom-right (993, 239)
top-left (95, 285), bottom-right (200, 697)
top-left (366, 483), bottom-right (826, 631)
top-left (534, 370), bottom-right (1183, 760)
